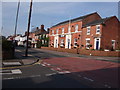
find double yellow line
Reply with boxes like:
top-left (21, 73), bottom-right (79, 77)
top-left (0, 60), bottom-right (43, 70)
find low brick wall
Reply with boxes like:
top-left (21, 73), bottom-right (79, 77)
top-left (41, 47), bottom-right (120, 57)
top-left (2, 50), bottom-right (15, 60)
top-left (79, 49), bottom-right (120, 57)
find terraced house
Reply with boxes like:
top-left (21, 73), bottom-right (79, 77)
top-left (49, 12), bottom-right (120, 51)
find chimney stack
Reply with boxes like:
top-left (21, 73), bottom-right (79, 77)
top-left (41, 24), bottom-right (44, 30)
top-left (36, 27), bottom-right (39, 30)
top-left (47, 28), bottom-right (50, 33)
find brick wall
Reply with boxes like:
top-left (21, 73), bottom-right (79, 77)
top-left (2, 50), bottom-right (15, 60)
top-left (41, 47), bottom-right (120, 57)
top-left (102, 16), bottom-right (120, 50)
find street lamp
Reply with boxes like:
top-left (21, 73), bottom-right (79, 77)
top-left (25, 0), bottom-right (33, 57)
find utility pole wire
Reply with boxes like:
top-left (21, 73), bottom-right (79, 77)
top-left (14, 0), bottom-right (20, 36)
top-left (25, 0), bottom-right (33, 57)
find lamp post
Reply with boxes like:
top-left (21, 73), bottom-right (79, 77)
top-left (25, 0), bottom-right (33, 57)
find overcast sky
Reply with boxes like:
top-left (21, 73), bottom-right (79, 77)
top-left (2, 2), bottom-right (119, 37)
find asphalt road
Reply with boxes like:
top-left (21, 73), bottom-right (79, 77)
top-left (2, 47), bottom-right (89, 88)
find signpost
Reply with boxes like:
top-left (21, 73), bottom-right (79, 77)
top-left (25, 0), bottom-right (33, 57)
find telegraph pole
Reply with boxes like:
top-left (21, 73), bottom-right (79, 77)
top-left (14, 0), bottom-right (20, 36)
top-left (25, 0), bottom-right (33, 57)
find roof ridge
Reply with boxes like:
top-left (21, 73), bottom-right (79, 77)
top-left (51, 12), bottom-right (98, 28)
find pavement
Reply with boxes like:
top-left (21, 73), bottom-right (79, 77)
top-left (2, 49), bottom-right (40, 69)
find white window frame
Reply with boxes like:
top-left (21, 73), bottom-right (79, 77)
top-left (68, 26), bottom-right (71, 33)
top-left (87, 26), bottom-right (91, 35)
top-left (56, 29), bottom-right (59, 34)
top-left (86, 38), bottom-right (90, 49)
top-left (46, 34), bottom-right (48, 37)
top-left (51, 40), bottom-right (54, 46)
top-left (74, 38), bottom-right (77, 47)
top-left (62, 27), bottom-right (64, 34)
top-left (42, 40), bottom-right (44, 44)
top-left (75, 24), bottom-right (78, 32)
top-left (96, 25), bottom-right (100, 34)
top-left (111, 40), bottom-right (115, 49)
top-left (52, 30), bottom-right (54, 35)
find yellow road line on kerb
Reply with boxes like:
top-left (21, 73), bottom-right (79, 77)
top-left (0, 60), bottom-right (43, 70)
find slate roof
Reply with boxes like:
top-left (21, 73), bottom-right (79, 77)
top-left (51, 12), bottom-right (98, 28)
top-left (35, 29), bottom-right (47, 36)
top-left (82, 16), bottom-right (115, 28)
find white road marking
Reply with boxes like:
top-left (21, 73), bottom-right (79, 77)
top-left (51, 68), bottom-right (55, 71)
top-left (0, 73), bottom-right (12, 75)
top-left (104, 84), bottom-right (111, 88)
top-left (3, 77), bottom-right (14, 80)
top-left (11, 69), bottom-right (22, 74)
top-left (83, 77), bottom-right (94, 82)
top-left (0, 70), bottom-right (11, 72)
top-left (3, 75), bottom-right (41, 80)
top-left (1, 69), bottom-right (22, 75)
top-left (45, 73), bottom-right (57, 76)
top-left (41, 64), bottom-right (46, 66)
top-left (56, 68), bottom-right (61, 70)
top-left (47, 64), bottom-right (51, 66)
top-left (58, 71), bottom-right (71, 74)
top-left (3, 62), bottom-right (21, 66)
top-left (43, 62), bottom-right (47, 64)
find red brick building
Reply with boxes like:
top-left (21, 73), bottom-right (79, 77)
top-left (29, 25), bottom-right (49, 48)
top-left (49, 12), bottom-right (120, 51)
top-left (49, 12), bottom-right (101, 49)
top-left (82, 16), bottom-right (120, 50)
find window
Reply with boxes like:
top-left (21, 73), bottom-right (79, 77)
top-left (46, 34), bottom-right (48, 38)
top-left (60, 39), bottom-right (64, 46)
top-left (111, 40), bottom-right (115, 49)
top-left (68, 26), bottom-right (71, 33)
top-left (87, 26), bottom-right (91, 35)
top-left (96, 25), bottom-right (100, 34)
top-left (75, 24), bottom-right (78, 32)
top-left (74, 38), bottom-right (77, 47)
top-left (51, 40), bottom-right (54, 46)
top-left (42, 40), bottom-right (44, 44)
top-left (62, 28), bottom-right (64, 34)
top-left (52, 30), bottom-right (54, 35)
top-left (56, 29), bottom-right (59, 34)
top-left (86, 39), bottom-right (90, 49)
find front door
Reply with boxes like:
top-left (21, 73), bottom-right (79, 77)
top-left (68, 39), bottom-right (70, 49)
top-left (95, 38), bottom-right (100, 50)
top-left (112, 40), bottom-right (115, 50)
top-left (55, 39), bottom-right (57, 48)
